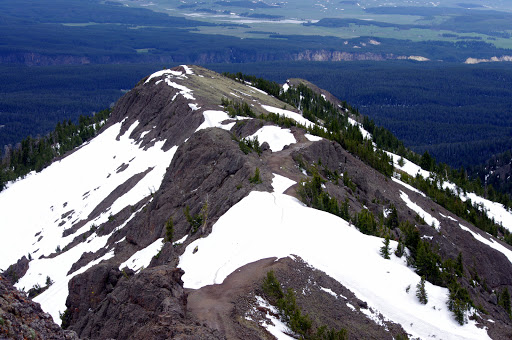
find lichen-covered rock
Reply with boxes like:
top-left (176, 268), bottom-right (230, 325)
top-left (0, 276), bottom-right (78, 339)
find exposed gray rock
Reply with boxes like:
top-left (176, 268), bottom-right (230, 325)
top-left (0, 276), bottom-right (79, 339)
top-left (2, 256), bottom-right (29, 285)
top-left (66, 266), bottom-right (221, 340)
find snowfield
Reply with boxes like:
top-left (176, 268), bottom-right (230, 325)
top-left (119, 237), bottom-right (164, 272)
top-left (249, 126), bottom-right (296, 152)
top-left (0, 120), bottom-right (177, 321)
top-left (261, 104), bottom-right (316, 128)
top-left (179, 175), bottom-right (489, 340)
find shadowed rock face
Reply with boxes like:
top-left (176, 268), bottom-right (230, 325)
top-left (0, 276), bottom-right (78, 340)
top-left (2, 256), bottom-right (29, 285)
top-left (66, 265), bottom-right (222, 340)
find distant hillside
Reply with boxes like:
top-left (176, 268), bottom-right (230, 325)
top-left (470, 149), bottom-right (512, 200)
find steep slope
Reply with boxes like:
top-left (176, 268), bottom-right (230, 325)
top-left (1, 65), bottom-right (512, 339)
top-left (0, 275), bottom-right (78, 339)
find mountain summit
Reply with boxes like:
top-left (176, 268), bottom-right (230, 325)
top-left (1, 65), bottom-right (512, 339)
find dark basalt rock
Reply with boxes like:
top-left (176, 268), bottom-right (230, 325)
top-left (0, 276), bottom-right (79, 339)
top-left (2, 256), bottom-right (29, 285)
top-left (66, 265), bottom-right (222, 340)
top-left (66, 264), bottom-right (124, 326)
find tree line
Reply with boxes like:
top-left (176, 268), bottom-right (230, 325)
top-left (0, 109), bottom-right (111, 191)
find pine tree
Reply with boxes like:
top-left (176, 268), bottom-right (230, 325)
top-left (249, 167), bottom-right (262, 184)
top-left (416, 276), bottom-right (428, 304)
top-left (394, 239), bottom-right (405, 258)
top-left (455, 252), bottom-right (464, 277)
top-left (165, 217), bottom-right (174, 242)
top-left (385, 205), bottom-right (399, 229)
top-left (499, 287), bottom-right (511, 316)
top-left (380, 235), bottom-right (391, 259)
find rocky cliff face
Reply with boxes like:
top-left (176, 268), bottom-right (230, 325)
top-left (0, 50), bottom-right (402, 66)
top-left (2, 65), bottom-right (512, 339)
top-left (0, 276), bottom-right (78, 339)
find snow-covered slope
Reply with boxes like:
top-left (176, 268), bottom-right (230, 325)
top-left (0, 120), bottom-right (177, 320)
top-left (387, 150), bottom-right (512, 232)
top-left (179, 175), bottom-right (489, 340)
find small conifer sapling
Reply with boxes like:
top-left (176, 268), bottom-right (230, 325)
top-left (165, 217), bottom-right (174, 243)
top-left (416, 276), bottom-right (428, 304)
top-left (380, 235), bottom-right (391, 259)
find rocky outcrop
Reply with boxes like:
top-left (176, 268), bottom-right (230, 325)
top-left (0, 276), bottom-right (78, 339)
top-left (2, 256), bottom-right (29, 285)
top-left (293, 49), bottom-right (395, 62)
top-left (187, 256), bottom-right (409, 340)
top-left (0, 49), bottom-right (401, 66)
top-left (66, 265), bottom-right (221, 339)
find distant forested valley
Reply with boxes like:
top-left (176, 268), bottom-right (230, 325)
top-left (2, 61), bottom-right (512, 172)
top-left (2, 0), bottom-right (512, 183)
top-left (211, 62), bottom-right (512, 169)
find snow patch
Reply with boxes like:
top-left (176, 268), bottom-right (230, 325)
top-left (459, 224), bottom-right (512, 264)
top-left (400, 191), bottom-right (440, 231)
top-left (119, 238), bottom-right (164, 271)
top-left (261, 105), bottom-right (315, 128)
top-left (347, 117), bottom-right (371, 140)
top-left (188, 103), bottom-right (200, 111)
top-left (181, 65), bottom-right (194, 74)
top-left (320, 287), bottom-right (338, 299)
top-left (195, 110), bottom-right (238, 132)
top-left (271, 174), bottom-right (296, 194)
top-left (386, 151), bottom-right (431, 179)
top-left (164, 79), bottom-right (195, 100)
top-left (440, 213), bottom-right (457, 222)
top-left (249, 126), bottom-right (296, 152)
top-left (173, 234), bottom-right (188, 246)
top-left (391, 176), bottom-right (426, 197)
top-left (145, 69), bottom-right (185, 84)
top-left (255, 296), bottom-right (295, 340)
top-left (462, 192), bottom-right (512, 232)
top-left (304, 133), bottom-right (323, 142)
top-left (246, 85), bottom-right (267, 95)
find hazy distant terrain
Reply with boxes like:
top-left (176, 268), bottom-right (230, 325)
top-left (1, 0), bottom-right (512, 169)
top-left (123, 0), bottom-right (512, 51)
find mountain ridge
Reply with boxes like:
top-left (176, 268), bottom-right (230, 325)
top-left (1, 65), bottom-right (512, 339)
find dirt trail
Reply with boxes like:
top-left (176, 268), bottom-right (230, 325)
top-left (264, 129), bottom-right (316, 196)
top-left (186, 257), bottom-right (284, 339)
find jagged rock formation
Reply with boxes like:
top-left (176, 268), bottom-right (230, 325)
top-left (67, 265), bottom-right (221, 339)
top-left (0, 276), bottom-right (78, 339)
top-left (2, 65), bottom-right (512, 339)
